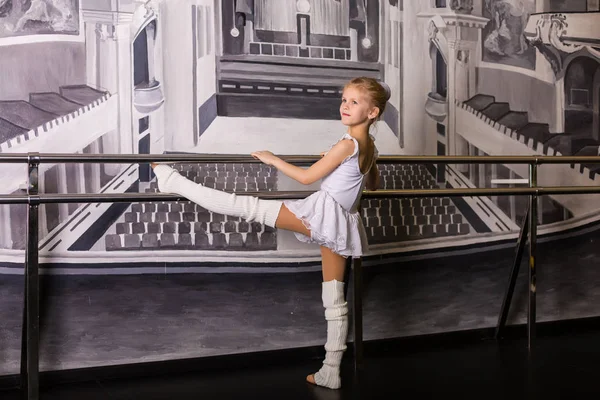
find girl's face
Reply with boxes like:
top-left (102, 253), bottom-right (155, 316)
top-left (339, 86), bottom-right (379, 128)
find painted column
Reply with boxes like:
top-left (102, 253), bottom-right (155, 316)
top-left (491, 163), bottom-right (498, 205)
top-left (85, 22), bottom-right (98, 88)
top-left (89, 21), bottom-right (120, 174)
top-left (96, 24), bottom-right (119, 94)
top-left (114, 23), bottom-right (134, 156)
top-left (457, 135), bottom-right (470, 173)
top-left (509, 170), bottom-right (516, 221)
top-left (146, 21), bottom-right (157, 83)
top-left (478, 148), bottom-right (486, 189)
top-left (447, 39), bottom-right (458, 157)
top-left (429, 14), bottom-right (488, 158)
top-left (81, 4), bottom-right (135, 173)
top-left (458, 41), bottom-right (478, 100)
top-left (98, 24), bottom-right (121, 177)
top-left (469, 143), bottom-right (476, 179)
top-left (57, 163), bottom-right (69, 223)
top-left (76, 151), bottom-right (86, 195)
top-left (350, 28), bottom-right (358, 61)
top-left (244, 20), bottom-right (254, 54)
top-left (379, 1), bottom-right (386, 64)
top-left (555, 77), bottom-right (565, 134)
top-left (0, 204), bottom-right (11, 249)
top-left (39, 171), bottom-right (48, 238)
top-left (455, 49), bottom-right (470, 102)
top-left (90, 140), bottom-right (103, 193)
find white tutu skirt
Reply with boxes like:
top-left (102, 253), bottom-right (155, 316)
top-left (284, 190), bottom-right (368, 258)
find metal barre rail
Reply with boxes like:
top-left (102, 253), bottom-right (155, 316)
top-left (2, 152), bottom-right (600, 164)
top-left (3, 186), bottom-right (600, 205)
top-left (3, 152), bottom-right (600, 400)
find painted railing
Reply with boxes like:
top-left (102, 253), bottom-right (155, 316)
top-left (0, 93), bottom-right (113, 153)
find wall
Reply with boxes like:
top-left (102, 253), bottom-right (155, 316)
top-left (1, 0), bottom-right (600, 381)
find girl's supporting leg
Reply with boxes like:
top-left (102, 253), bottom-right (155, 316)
top-left (307, 246), bottom-right (348, 390)
top-left (255, 206), bottom-right (350, 389)
top-left (319, 246), bottom-right (347, 282)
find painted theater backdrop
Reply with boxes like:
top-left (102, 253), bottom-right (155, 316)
top-left (0, 0), bottom-right (599, 377)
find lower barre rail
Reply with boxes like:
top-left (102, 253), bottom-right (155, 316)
top-left (2, 185), bottom-right (600, 205)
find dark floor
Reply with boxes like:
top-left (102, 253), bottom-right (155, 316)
top-left (2, 324), bottom-right (600, 399)
top-left (2, 226), bottom-right (600, 375)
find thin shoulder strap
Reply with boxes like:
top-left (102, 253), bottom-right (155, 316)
top-left (344, 134), bottom-right (360, 162)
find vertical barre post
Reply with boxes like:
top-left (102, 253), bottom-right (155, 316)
top-left (343, 257), bottom-right (352, 302)
top-left (21, 153), bottom-right (40, 400)
top-left (351, 256), bottom-right (363, 374)
top-left (495, 206), bottom-right (529, 339)
top-left (528, 163), bottom-right (538, 350)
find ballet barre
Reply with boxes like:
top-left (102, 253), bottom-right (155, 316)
top-left (3, 152), bottom-right (600, 400)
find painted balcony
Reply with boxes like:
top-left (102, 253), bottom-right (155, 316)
top-left (0, 91), bottom-right (118, 194)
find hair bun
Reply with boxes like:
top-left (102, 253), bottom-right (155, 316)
top-left (379, 81), bottom-right (391, 101)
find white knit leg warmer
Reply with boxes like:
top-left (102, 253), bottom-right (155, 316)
top-left (314, 279), bottom-right (348, 390)
top-left (153, 165), bottom-right (283, 228)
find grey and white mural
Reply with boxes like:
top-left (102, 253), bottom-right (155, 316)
top-left (1, 0), bottom-right (600, 382)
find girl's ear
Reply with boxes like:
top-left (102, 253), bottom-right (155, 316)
top-left (368, 107), bottom-right (380, 120)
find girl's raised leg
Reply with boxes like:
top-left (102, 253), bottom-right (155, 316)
top-left (153, 164), bottom-right (283, 227)
top-left (273, 204), bottom-right (311, 236)
top-left (154, 165), bottom-right (311, 237)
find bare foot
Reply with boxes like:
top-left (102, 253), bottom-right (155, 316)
top-left (306, 374), bottom-right (316, 385)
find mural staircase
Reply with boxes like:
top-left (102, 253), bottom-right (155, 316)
top-left (464, 94), bottom-right (600, 179)
top-left (216, 55), bottom-right (383, 119)
top-left (0, 85), bottom-right (107, 145)
top-left (104, 162), bottom-right (471, 252)
top-left (362, 164), bottom-right (471, 245)
top-left (105, 162), bottom-right (279, 251)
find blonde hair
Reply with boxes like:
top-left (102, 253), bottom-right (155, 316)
top-left (344, 77), bottom-right (391, 124)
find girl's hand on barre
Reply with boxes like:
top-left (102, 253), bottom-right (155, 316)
top-left (251, 151), bottom-right (279, 166)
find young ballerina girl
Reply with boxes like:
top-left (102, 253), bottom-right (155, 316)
top-left (151, 77), bottom-right (389, 389)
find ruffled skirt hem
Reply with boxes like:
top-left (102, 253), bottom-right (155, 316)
top-left (283, 191), bottom-right (367, 258)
